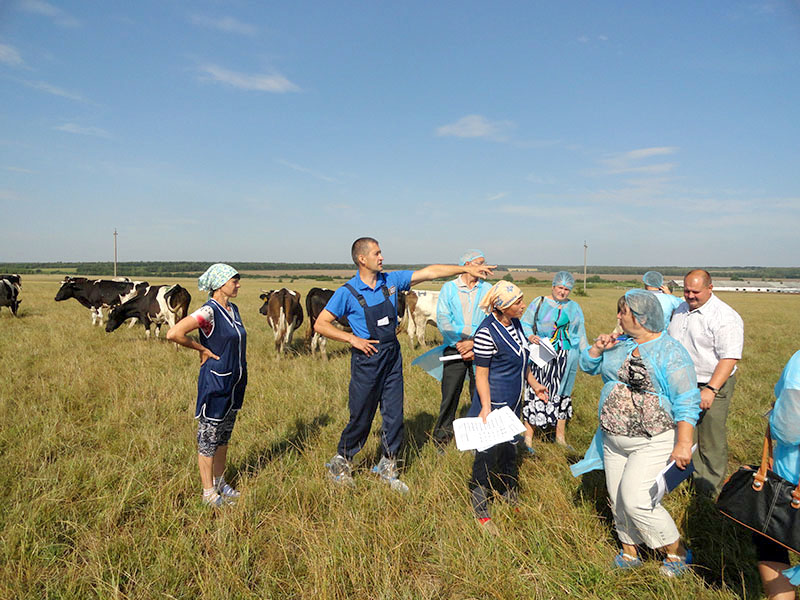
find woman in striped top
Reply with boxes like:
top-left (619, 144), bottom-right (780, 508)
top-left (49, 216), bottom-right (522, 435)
top-left (467, 282), bottom-right (549, 533)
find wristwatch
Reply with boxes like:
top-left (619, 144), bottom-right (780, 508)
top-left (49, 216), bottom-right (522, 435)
top-left (705, 384), bottom-right (720, 395)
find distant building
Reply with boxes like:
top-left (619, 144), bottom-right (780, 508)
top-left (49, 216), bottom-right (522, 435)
top-left (672, 279), bottom-right (800, 294)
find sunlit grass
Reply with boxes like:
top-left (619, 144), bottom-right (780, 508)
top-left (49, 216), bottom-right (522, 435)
top-left (1, 276), bottom-right (799, 599)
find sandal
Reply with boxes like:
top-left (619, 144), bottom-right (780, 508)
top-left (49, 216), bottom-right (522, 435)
top-left (660, 548), bottom-right (693, 577)
top-left (612, 550), bottom-right (642, 569)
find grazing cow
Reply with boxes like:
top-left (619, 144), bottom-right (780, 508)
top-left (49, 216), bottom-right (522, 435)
top-left (105, 284), bottom-right (191, 339)
top-left (0, 274), bottom-right (21, 289)
top-left (402, 290), bottom-right (441, 347)
top-left (54, 277), bottom-right (148, 325)
top-left (259, 288), bottom-right (304, 356)
top-left (0, 277), bottom-right (21, 316)
top-left (305, 287), bottom-right (352, 359)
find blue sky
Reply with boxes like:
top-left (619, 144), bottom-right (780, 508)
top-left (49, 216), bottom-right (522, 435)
top-left (1, 1), bottom-right (799, 266)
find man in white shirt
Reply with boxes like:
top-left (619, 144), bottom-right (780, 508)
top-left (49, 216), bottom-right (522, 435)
top-left (668, 269), bottom-right (744, 496)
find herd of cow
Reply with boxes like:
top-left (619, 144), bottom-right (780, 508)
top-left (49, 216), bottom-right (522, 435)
top-left (1, 274), bottom-right (443, 356)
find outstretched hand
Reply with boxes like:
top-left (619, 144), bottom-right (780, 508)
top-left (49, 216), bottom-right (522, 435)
top-left (466, 263), bottom-right (497, 280)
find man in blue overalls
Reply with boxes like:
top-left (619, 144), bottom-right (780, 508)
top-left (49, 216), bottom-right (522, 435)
top-left (315, 237), bottom-right (495, 491)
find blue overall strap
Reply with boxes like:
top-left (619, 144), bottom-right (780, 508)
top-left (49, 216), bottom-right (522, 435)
top-left (343, 283), bottom-right (391, 306)
top-left (344, 283), bottom-right (393, 342)
top-left (344, 283), bottom-right (368, 309)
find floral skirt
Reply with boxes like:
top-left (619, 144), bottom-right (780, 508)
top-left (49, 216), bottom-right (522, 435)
top-left (522, 347), bottom-right (572, 428)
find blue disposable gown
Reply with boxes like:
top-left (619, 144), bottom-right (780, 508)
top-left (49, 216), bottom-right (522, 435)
top-left (770, 350), bottom-right (800, 584)
top-left (520, 297), bottom-right (588, 397)
top-left (411, 278), bottom-right (491, 381)
top-left (570, 333), bottom-right (701, 476)
top-left (650, 291), bottom-right (682, 331)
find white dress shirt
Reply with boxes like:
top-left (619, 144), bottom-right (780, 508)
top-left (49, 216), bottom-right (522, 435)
top-left (668, 293), bottom-right (744, 382)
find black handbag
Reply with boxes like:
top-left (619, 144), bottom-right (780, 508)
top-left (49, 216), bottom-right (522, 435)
top-left (716, 426), bottom-right (800, 554)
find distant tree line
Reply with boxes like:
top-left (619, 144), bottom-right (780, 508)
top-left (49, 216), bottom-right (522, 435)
top-left (1, 262), bottom-right (798, 280)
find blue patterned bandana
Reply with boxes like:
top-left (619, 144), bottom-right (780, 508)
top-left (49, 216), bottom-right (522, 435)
top-left (198, 263), bottom-right (238, 295)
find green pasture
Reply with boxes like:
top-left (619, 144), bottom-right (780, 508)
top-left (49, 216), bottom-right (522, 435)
top-left (1, 275), bottom-right (799, 599)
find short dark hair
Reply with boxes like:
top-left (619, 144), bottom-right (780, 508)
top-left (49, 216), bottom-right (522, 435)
top-left (617, 295), bottom-right (627, 314)
top-left (351, 237), bottom-right (379, 266)
top-left (685, 269), bottom-right (712, 287)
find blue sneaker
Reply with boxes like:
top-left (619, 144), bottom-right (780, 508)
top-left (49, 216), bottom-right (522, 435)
top-left (613, 550), bottom-right (643, 569)
top-left (660, 548), bottom-right (693, 577)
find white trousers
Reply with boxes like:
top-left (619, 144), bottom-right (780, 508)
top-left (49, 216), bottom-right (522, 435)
top-left (603, 429), bottom-right (681, 549)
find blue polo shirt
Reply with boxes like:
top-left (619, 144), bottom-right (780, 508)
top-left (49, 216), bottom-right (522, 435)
top-left (325, 271), bottom-right (413, 339)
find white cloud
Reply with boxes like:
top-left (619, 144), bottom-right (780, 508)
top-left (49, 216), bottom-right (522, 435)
top-left (190, 14), bottom-right (257, 36)
top-left (578, 35), bottom-right (609, 44)
top-left (0, 43), bottom-right (23, 67)
top-left (23, 80), bottom-right (85, 101)
top-left (526, 173), bottom-right (557, 185)
top-left (599, 146), bottom-right (679, 174)
top-left (277, 159), bottom-right (339, 183)
top-left (54, 123), bottom-right (111, 138)
top-left (435, 115), bottom-right (514, 141)
top-left (486, 192), bottom-right (508, 202)
top-left (19, 0), bottom-right (80, 27)
top-left (198, 64), bottom-right (300, 92)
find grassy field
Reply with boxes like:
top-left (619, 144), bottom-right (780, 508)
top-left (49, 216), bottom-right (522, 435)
top-left (2, 275), bottom-right (799, 599)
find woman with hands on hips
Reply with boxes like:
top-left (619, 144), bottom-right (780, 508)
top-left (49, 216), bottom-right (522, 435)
top-left (167, 263), bottom-right (247, 509)
top-left (571, 290), bottom-right (700, 576)
top-left (466, 282), bottom-right (549, 534)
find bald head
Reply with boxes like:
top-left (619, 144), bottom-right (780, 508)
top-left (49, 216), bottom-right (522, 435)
top-left (685, 269), bottom-right (712, 287)
top-left (683, 269), bottom-right (713, 310)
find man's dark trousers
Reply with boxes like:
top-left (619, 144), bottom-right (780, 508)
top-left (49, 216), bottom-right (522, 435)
top-left (432, 346), bottom-right (475, 445)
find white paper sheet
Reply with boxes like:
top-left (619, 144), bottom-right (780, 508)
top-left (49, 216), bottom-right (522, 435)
top-left (453, 406), bottom-right (527, 452)
top-left (529, 338), bottom-right (558, 368)
top-left (439, 354), bottom-right (464, 362)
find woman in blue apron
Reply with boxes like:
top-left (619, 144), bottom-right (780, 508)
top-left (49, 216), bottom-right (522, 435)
top-left (468, 282), bottom-right (549, 533)
top-left (167, 263), bottom-right (247, 508)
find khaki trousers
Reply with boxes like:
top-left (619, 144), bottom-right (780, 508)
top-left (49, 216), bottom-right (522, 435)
top-left (693, 375), bottom-right (736, 496)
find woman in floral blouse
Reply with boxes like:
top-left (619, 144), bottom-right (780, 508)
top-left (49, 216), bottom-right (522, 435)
top-left (571, 290), bottom-right (701, 577)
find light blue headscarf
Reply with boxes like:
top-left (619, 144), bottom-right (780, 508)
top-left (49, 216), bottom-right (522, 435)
top-left (198, 263), bottom-right (238, 296)
top-left (459, 249), bottom-right (485, 266)
top-left (552, 271), bottom-right (575, 289)
top-left (642, 271), bottom-right (664, 288)
top-left (624, 289), bottom-right (664, 333)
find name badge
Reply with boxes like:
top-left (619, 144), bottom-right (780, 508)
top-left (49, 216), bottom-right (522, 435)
top-left (377, 316), bottom-right (390, 327)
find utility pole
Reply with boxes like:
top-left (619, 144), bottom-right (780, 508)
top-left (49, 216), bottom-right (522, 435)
top-left (114, 229), bottom-right (118, 278)
top-left (583, 240), bottom-right (588, 294)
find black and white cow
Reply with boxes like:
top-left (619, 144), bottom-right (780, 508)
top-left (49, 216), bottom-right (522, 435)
top-left (0, 274), bottom-right (21, 288)
top-left (259, 288), bottom-right (303, 356)
top-left (0, 276), bottom-right (21, 316)
top-left (105, 284), bottom-right (191, 340)
top-left (54, 277), bottom-right (148, 325)
top-left (305, 287), bottom-right (351, 359)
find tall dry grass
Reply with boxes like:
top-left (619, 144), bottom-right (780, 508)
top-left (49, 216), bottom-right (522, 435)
top-left (1, 276), bottom-right (799, 599)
